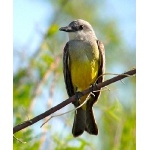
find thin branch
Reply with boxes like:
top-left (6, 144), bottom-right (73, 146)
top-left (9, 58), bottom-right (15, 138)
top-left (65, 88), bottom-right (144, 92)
top-left (13, 135), bottom-right (26, 144)
top-left (13, 68), bottom-right (136, 134)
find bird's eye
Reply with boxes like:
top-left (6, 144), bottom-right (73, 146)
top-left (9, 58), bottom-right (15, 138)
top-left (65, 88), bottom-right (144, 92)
top-left (79, 25), bottom-right (84, 30)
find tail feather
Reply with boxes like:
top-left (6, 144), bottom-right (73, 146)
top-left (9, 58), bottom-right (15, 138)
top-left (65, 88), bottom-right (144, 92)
top-left (72, 94), bottom-right (98, 137)
top-left (85, 106), bottom-right (98, 135)
top-left (85, 95), bottom-right (98, 135)
top-left (72, 107), bottom-right (86, 137)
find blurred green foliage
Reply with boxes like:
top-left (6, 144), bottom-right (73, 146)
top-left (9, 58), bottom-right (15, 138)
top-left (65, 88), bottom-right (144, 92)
top-left (13, 0), bottom-right (136, 149)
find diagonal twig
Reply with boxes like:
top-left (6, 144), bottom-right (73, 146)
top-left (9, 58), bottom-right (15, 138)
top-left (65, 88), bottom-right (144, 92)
top-left (13, 68), bottom-right (136, 134)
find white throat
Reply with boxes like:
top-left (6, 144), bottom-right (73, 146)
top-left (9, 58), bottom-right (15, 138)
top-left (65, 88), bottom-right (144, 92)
top-left (68, 30), bottom-right (97, 41)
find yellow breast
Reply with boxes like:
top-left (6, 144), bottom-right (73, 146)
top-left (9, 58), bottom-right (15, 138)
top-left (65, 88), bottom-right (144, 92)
top-left (68, 40), bottom-right (100, 109)
top-left (71, 59), bottom-right (98, 91)
top-left (68, 40), bottom-right (99, 91)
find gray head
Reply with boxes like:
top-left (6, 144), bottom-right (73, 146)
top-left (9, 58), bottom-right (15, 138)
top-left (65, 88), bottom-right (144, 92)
top-left (59, 19), bottom-right (97, 41)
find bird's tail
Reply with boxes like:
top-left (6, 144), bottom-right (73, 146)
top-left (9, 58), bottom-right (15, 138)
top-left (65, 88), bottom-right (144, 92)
top-left (72, 107), bottom-right (86, 137)
top-left (72, 94), bottom-right (98, 137)
top-left (85, 99), bottom-right (98, 135)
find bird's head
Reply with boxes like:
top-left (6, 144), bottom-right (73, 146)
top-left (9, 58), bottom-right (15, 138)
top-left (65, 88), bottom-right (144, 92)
top-left (59, 19), bottom-right (97, 41)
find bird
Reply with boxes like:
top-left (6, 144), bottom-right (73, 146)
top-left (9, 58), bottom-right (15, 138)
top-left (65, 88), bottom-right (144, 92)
top-left (59, 19), bottom-right (105, 137)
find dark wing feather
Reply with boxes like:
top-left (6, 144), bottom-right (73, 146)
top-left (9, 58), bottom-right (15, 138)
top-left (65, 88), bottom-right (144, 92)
top-left (97, 40), bottom-right (105, 85)
top-left (91, 40), bottom-right (105, 103)
top-left (63, 43), bottom-right (75, 97)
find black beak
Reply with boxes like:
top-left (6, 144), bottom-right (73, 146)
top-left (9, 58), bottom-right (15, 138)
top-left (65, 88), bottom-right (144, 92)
top-left (59, 26), bottom-right (74, 32)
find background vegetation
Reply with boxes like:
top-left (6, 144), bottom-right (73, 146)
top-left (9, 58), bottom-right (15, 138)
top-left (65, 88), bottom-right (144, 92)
top-left (13, 0), bottom-right (136, 149)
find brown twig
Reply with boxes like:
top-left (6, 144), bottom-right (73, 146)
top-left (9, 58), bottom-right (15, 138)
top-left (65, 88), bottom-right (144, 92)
top-left (13, 68), bottom-right (136, 134)
top-left (13, 135), bottom-right (26, 144)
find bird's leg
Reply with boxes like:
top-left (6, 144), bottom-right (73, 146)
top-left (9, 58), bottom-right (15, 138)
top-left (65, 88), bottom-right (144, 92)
top-left (75, 91), bottom-right (84, 100)
top-left (72, 91), bottom-right (84, 107)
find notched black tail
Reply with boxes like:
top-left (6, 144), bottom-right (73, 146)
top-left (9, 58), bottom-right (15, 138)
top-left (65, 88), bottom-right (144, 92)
top-left (85, 106), bottom-right (98, 135)
top-left (72, 107), bottom-right (86, 137)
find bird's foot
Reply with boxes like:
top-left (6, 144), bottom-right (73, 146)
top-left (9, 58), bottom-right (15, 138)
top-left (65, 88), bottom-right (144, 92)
top-left (75, 91), bottom-right (84, 100)
top-left (91, 83), bottom-right (98, 92)
top-left (72, 91), bottom-right (84, 107)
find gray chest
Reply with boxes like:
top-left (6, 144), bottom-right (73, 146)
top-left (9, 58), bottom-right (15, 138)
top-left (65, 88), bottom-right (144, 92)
top-left (68, 40), bottom-right (99, 62)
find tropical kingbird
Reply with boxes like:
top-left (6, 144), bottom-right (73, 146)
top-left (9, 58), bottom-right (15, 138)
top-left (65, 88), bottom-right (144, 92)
top-left (59, 19), bottom-right (105, 137)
